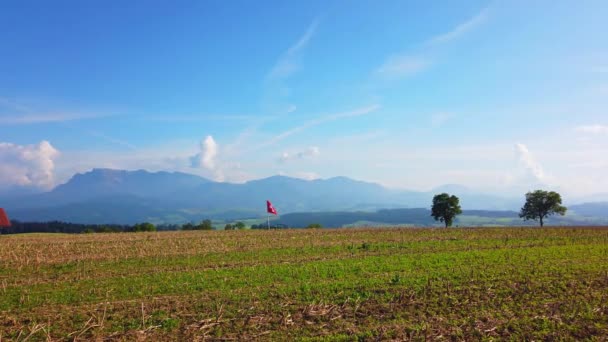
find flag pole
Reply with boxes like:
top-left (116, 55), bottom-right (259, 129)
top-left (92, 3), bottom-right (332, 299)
top-left (267, 214), bottom-right (270, 229)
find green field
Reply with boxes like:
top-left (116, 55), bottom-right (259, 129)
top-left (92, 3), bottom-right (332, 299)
top-left (1, 227), bottom-right (608, 340)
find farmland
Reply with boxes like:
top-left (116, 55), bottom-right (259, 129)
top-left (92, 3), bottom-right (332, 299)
top-left (1, 227), bottom-right (608, 340)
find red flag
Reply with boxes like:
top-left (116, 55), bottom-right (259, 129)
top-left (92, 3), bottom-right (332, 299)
top-left (0, 208), bottom-right (10, 227)
top-left (266, 200), bottom-right (277, 215)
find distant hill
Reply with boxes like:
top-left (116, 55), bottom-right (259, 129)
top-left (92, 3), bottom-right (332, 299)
top-left (276, 208), bottom-right (608, 228)
top-left (569, 202), bottom-right (608, 217)
top-left (3, 168), bottom-right (608, 225)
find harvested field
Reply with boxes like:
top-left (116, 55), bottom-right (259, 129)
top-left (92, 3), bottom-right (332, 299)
top-left (1, 227), bottom-right (608, 340)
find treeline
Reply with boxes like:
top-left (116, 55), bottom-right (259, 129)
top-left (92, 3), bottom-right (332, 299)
top-left (1, 221), bottom-right (195, 234)
top-left (0, 219), bottom-right (249, 234)
top-left (0, 221), bottom-right (174, 234)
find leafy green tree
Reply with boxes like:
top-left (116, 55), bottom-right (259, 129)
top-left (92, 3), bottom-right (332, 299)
top-left (519, 190), bottom-right (567, 227)
top-left (224, 223), bottom-right (234, 230)
top-left (306, 223), bottom-right (322, 229)
top-left (431, 193), bottom-right (462, 228)
top-left (234, 221), bottom-right (246, 230)
top-left (133, 222), bottom-right (156, 232)
top-left (196, 219), bottom-right (213, 230)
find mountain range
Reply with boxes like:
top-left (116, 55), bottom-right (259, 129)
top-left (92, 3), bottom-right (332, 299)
top-left (2, 168), bottom-right (607, 225)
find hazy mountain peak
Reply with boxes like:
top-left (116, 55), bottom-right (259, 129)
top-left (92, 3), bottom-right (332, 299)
top-left (247, 175), bottom-right (307, 184)
top-left (8, 168), bottom-right (608, 224)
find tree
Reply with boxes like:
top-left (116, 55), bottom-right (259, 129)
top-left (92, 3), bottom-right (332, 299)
top-left (133, 222), bottom-right (156, 232)
top-left (306, 223), bottom-right (322, 229)
top-left (519, 190), bottom-right (567, 227)
top-left (431, 193), bottom-right (462, 228)
top-left (195, 219), bottom-right (213, 230)
top-left (224, 223), bottom-right (234, 230)
top-left (234, 221), bottom-right (246, 230)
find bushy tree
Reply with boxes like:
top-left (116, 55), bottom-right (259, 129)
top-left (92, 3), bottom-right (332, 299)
top-left (224, 223), bottom-right (234, 230)
top-left (431, 193), bottom-right (462, 228)
top-left (196, 219), bottom-right (213, 230)
top-left (306, 223), bottom-right (322, 229)
top-left (133, 222), bottom-right (156, 232)
top-left (234, 221), bottom-right (246, 230)
top-left (519, 190), bottom-right (567, 227)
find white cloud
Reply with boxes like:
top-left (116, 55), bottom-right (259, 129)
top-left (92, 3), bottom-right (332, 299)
top-left (576, 125), bottom-right (608, 134)
top-left (279, 146), bottom-right (320, 163)
top-left (427, 7), bottom-right (489, 46)
top-left (190, 136), bottom-right (223, 181)
top-left (201, 136), bottom-right (218, 170)
top-left (278, 152), bottom-right (290, 163)
top-left (0, 140), bottom-right (60, 189)
top-left (375, 55), bottom-right (430, 79)
top-left (513, 143), bottom-right (546, 185)
top-left (298, 146), bottom-right (320, 158)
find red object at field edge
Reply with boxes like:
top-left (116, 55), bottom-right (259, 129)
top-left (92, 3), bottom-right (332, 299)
top-left (0, 208), bottom-right (10, 227)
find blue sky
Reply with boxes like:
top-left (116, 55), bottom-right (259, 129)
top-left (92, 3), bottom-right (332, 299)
top-left (1, 0), bottom-right (607, 197)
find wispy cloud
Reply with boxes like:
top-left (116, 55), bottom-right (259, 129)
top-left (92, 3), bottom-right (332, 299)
top-left (0, 112), bottom-right (113, 125)
top-left (426, 7), bottom-right (490, 46)
top-left (145, 114), bottom-right (267, 123)
top-left (576, 124), bottom-right (608, 134)
top-left (86, 130), bottom-right (137, 150)
top-left (263, 17), bottom-right (320, 114)
top-left (375, 55), bottom-right (430, 79)
top-left (515, 143), bottom-right (545, 183)
top-left (374, 6), bottom-right (490, 80)
top-left (278, 146), bottom-right (320, 163)
top-left (259, 104), bottom-right (381, 149)
top-left (267, 18), bottom-right (320, 81)
top-left (0, 98), bottom-right (116, 124)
